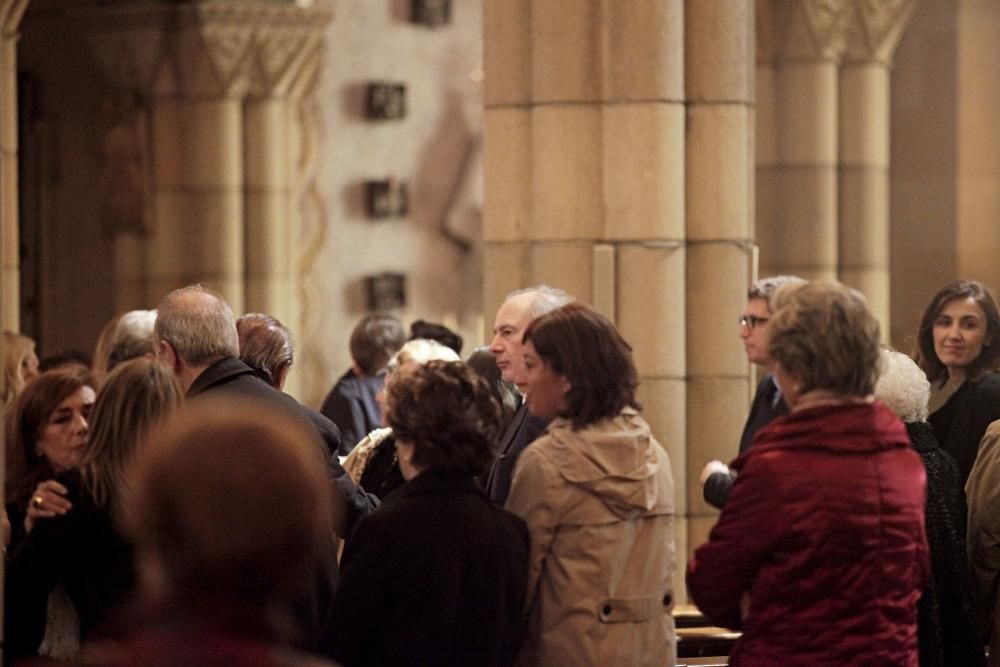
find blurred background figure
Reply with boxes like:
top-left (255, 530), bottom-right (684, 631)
top-left (90, 309), bottom-right (157, 384)
top-left (4, 330), bottom-right (40, 405)
top-left (409, 319), bottom-right (463, 355)
top-left (320, 314), bottom-right (406, 454)
top-left (325, 361), bottom-right (527, 666)
top-left (876, 347), bottom-right (984, 667)
top-left (78, 397), bottom-right (338, 667)
top-left (689, 281), bottom-right (928, 665)
top-left (342, 339), bottom-right (460, 503)
top-left (915, 280), bottom-right (1000, 484)
top-left (506, 302), bottom-right (676, 666)
top-left (38, 350), bottom-right (92, 374)
top-left (466, 346), bottom-right (519, 450)
top-left (5, 359), bottom-right (180, 661)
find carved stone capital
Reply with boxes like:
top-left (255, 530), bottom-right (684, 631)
top-left (75, 1), bottom-right (331, 99)
top-left (759, 0), bottom-right (916, 65)
top-left (1, 0), bottom-right (29, 37)
top-left (842, 0), bottom-right (918, 64)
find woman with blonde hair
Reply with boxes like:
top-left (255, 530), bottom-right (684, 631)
top-left (4, 330), bottom-right (40, 405)
top-left (5, 358), bottom-right (182, 660)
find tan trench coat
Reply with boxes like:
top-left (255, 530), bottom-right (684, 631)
top-left (505, 408), bottom-right (676, 666)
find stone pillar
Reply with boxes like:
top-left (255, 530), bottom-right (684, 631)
top-left (79, 1), bottom-right (331, 360)
top-left (684, 0), bottom-right (755, 561)
top-left (484, 0), bottom-right (687, 596)
top-left (838, 0), bottom-right (916, 336)
top-left (757, 0), bottom-right (846, 281)
top-left (0, 0), bottom-right (27, 333)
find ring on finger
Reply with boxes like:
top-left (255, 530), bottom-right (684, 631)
top-left (32, 495), bottom-right (44, 508)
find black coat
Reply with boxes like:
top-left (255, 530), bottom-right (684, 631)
top-left (4, 470), bottom-right (134, 660)
top-left (323, 472), bottom-right (529, 666)
top-left (908, 421), bottom-right (985, 667)
top-left (187, 357), bottom-right (379, 650)
top-left (485, 403), bottom-right (550, 506)
top-left (929, 371), bottom-right (1000, 485)
top-left (703, 373), bottom-right (788, 508)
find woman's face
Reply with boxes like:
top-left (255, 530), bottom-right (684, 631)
top-left (521, 341), bottom-right (569, 421)
top-left (932, 297), bottom-right (991, 373)
top-left (35, 385), bottom-right (96, 473)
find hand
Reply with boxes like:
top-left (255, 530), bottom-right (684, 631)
top-left (25, 479), bottom-right (72, 534)
top-left (2, 509), bottom-right (10, 549)
top-left (699, 460), bottom-right (730, 486)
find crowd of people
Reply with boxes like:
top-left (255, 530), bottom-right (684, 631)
top-left (3, 276), bottom-right (1000, 665)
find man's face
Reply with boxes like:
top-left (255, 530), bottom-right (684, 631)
top-left (739, 296), bottom-right (773, 367)
top-left (489, 293), bottom-right (536, 387)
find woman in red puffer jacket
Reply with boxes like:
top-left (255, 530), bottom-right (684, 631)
top-left (688, 281), bottom-right (929, 667)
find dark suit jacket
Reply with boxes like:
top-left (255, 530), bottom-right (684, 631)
top-left (323, 472), bottom-right (529, 666)
top-left (486, 403), bottom-right (550, 506)
top-left (187, 357), bottom-right (378, 649)
top-left (319, 369), bottom-right (384, 455)
top-left (703, 373), bottom-right (788, 509)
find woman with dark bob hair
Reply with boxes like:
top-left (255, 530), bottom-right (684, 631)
top-left (689, 281), bottom-right (929, 665)
top-left (914, 279), bottom-right (1000, 484)
top-left (324, 361), bottom-right (529, 667)
top-left (505, 302), bottom-right (676, 666)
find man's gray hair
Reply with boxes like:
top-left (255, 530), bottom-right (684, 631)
top-left (748, 275), bottom-right (806, 302)
top-left (107, 309), bottom-right (158, 372)
top-left (155, 285), bottom-right (239, 365)
top-left (504, 285), bottom-right (574, 321)
top-left (874, 347), bottom-right (930, 424)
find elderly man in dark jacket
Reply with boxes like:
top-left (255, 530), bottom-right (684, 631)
top-left (154, 284), bottom-right (378, 647)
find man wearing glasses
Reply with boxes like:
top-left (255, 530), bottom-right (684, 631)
top-left (700, 275), bottom-right (805, 508)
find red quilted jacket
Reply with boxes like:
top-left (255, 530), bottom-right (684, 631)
top-left (688, 401), bottom-right (929, 667)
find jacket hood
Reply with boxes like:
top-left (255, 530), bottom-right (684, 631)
top-left (542, 408), bottom-right (671, 518)
top-left (736, 400), bottom-right (909, 472)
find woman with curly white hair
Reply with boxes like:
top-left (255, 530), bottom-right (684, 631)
top-left (875, 348), bottom-right (984, 667)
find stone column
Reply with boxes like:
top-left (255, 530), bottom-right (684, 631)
top-left (684, 0), bottom-right (755, 558)
top-left (838, 0), bottom-right (916, 335)
top-left (243, 19), bottom-right (328, 399)
top-left (484, 0), bottom-right (687, 595)
top-left (757, 0), bottom-right (847, 281)
top-left (0, 0), bottom-right (27, 333)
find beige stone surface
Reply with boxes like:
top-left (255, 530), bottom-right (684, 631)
top-left (530, 0), bottom-right (600, 103)
top-left (483, 0), bottom-right (531, 106)
top-left (686, 243), bottom-right (752, 375)
top-left (529, 241), bottom-right (592, 303)
top-left (531, 105), bottom-right (603, 240)
top-left (244, 98), bottom-right (290, 188)
top-left (151, 99), bottom-right (182, 189)
top-left (148, 191), bottom-right (243, 280)
top-left (755, 65), bottom-right (778, 166)
top-left (602, 103), bottom-right (685, 241)
top-left (244, 190), bottom-right (291, 271)
top-left (839, 167), bottom-right (888, 263)
top-left (617, 243), bottom-right (686, 377)
top-left (685, 0), bottom-right (753, 103)
top-left (177, 99), bottom-right (243, 189)
top-left (840, 266), bottom-right (890, 334)
top-left (685, 104), bottom-right (752, 240)
top-left (776, 61), bottom-right (838, 164)
top-left (687, 514), bottom-right (719, 559)
top-left (483, 242), bottom-right (530, 330)
top-left (636, 377), bottom-right (687, 512)
top-left (839, 63), bottom-right (889, 167)
top-left (770, 167), bottom-right (838, 277)
top-left (591, 243), bottom-right (616, 322)
top-left (673, 514), bottom-right (689, 604)
top-left (483, 108), bottom-right (531, 242)
top-left (686, 378), bottom-right (753, 512)
top-left (603, 0), bottom-right (683, 102)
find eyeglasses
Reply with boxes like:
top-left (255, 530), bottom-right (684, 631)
top-left (738, 315), bottom-right (770, 330)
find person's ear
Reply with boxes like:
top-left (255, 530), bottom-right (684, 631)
top-left (157, 339), bottom-right (181, 373)
top-left (560, 375), bottom-right (572, 395)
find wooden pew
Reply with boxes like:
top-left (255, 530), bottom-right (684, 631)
top-left (674, 604), bottom-right (737, 665)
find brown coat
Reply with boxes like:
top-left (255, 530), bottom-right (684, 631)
top-left (505, 408), bottom-right (676, 666)
top-left (966, 419), bottom-right (1000, 666)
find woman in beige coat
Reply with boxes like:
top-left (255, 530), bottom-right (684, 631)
top-left (505, 302), bottom-right (676, 666)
